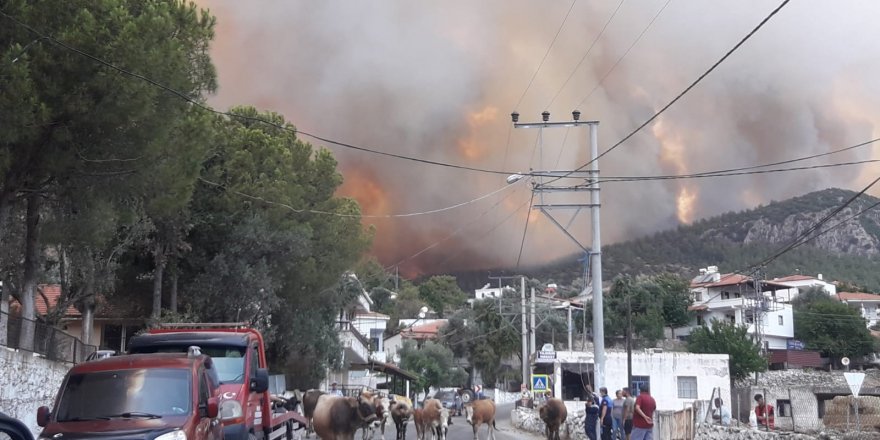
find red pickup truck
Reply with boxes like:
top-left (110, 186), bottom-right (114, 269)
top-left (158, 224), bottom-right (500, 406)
top-left (37, 348), bottom-right (223, 440)
top-left (129, 323), bottom-right (305, 440)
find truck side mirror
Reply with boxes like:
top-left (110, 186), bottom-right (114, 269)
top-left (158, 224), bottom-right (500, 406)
top-left (206, 397), bottom-right (219, 419)
top-left (36, 407), bottom-right (50, 427)
top-left (251, 368), bottom-right (269, 394)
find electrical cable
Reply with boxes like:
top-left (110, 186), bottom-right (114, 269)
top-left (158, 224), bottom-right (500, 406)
top-left (516, 192), bottom-right (537, 268)
top-left (547, 0), bottom-right (791, 186)
top-left (386, 183), bottom-right (529, 270)
top-left (545, 0), bottom-right (627, 110)
top-left (0, 9), bottom-right (519, 177)
top-left (573, 0), bottom-right (671, 110)
top-left (198, 176), bottom-right (522, 219)
top-left (513, 0), bottom-right (579, 111)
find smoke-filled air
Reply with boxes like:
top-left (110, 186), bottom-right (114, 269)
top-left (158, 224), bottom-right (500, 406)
top-left (195, 0), bottom-right (880, 276)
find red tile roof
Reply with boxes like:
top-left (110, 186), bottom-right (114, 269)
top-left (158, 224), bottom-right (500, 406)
top-left (8, 284), bottom-right (80, 317)
top-left (400, 320), bottom-right (448, 340)
top-left (688, 304), bottom-right (709, 311)
top-left (691, 273), bottom-right (751, 288)
top-left (838, 292), bottom-right (880, 302)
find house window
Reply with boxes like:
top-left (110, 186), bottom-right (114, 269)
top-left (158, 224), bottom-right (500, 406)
top-left (721, 291), bottom-right (730, 300)
top-left (734, 292), bottom-right (742, 299)
top-left (631, 376), bottom-right (650, 397)
top-left (725, 314), bottom-right (736, 325)
top-left (694, 292), bottom-right (702, 301)
top-left (696, 315), bottom-right (705, 326)
top-left (778, 315), bottom-right (784, 326)
top-left (744, 314), bottom-right (754, 324)
top-left (677, 376), bottom-right (697, 399)
top-left (777, 399), bottom-right (792, 417)
top-left (101, 325), bottom-right (122, 351)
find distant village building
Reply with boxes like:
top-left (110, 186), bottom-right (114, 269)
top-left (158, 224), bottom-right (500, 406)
top-left (679, 266), bottom-right (794, 350)
top-left (771, 274), bottom-right (837, 302)
top-left (837, 292), bottom-right (880, 328)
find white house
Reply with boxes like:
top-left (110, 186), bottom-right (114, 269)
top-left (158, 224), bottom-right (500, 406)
top-left (837, 292), bottom-right (880, 328)
top-left (534, 350), bottom-right (731, 413)
top-left (679, 267), bottom-right (794, 350)
top-left (473, 284), bottom-right (511, 301)
top-left (770, 274), bottom-right (837, 302)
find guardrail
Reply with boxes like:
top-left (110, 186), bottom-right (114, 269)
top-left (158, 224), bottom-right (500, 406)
top-left (1, 310), bottom-right (96, 363)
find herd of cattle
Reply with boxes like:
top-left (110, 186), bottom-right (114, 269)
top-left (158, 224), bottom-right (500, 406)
top-left (300, 388), bottom-right (570, 440)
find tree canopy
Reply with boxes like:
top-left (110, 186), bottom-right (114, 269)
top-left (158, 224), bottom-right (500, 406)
top-left (687, 319), bottom-right (767, 382)
top-left (793, 291), bottom-right (878, 362)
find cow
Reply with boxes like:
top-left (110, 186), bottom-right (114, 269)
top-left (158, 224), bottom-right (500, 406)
top-left (538, 398), bottom-right (568, 440)
top-left (360, 394), bottom-right (391, 440)
top-left (312, 394), bottom-right (379, 440)
top-left (412, 407), bottom-right (426, 440)
top-left (421, 399), bottom-right (451, 440)
top-left (389, 400), bottom-right (413, 440)
top-left (464, 399), bottom-right (497, 440)
top-left (303, 389), bottom-right (326, 438)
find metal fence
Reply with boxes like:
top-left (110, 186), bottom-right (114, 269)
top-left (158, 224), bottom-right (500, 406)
top-left (0, 310), bottom-right (96, 364)
top-left (655, 406), bottom-right (696, 440)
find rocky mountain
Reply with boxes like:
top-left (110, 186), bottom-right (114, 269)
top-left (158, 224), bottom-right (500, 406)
top-left (510, 188), bottom-right (880, 292)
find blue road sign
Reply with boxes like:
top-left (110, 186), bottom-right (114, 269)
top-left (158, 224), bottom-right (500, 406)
top-left (532, 374), bottom-right (549, 391)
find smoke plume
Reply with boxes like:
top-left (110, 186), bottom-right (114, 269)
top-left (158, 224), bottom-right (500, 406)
top-left (196, 0), bottom-right (880, 276)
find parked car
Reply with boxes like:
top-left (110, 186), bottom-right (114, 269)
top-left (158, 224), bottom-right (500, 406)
top-left (430, 389), bottom-right (462, 416)
top-left (37, 346), bottom-right (224, 440)
top-left (0, 412), bottom-right (34, 440)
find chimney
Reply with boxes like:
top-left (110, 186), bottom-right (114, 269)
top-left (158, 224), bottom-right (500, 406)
top-left (818, 274), bottom-right (823, 281)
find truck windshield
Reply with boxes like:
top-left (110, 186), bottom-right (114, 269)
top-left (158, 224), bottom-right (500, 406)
top-left (56, 369), bottom-right (191, 422)
top-left (134, 345), bottom-right (246, 384)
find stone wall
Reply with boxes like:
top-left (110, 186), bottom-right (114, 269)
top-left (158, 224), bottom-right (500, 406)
top-left (696, 424), bottom-right (880, 440)
top-left (0, 347), bottom-right (70, 436)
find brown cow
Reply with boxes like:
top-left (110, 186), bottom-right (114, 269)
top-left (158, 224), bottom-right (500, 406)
top-left (303, 389), bottom-right (326, 438)
top-left (312, 394), bottom-right (379, 440)
top-left (389, 400), bottom-right (413, 440)
top-left (464, 399), bottom-right (496, 440)
top-left (538, 398), bottom-right (567, 440)
top-left (412, 407), bottom-right (426, 440)
top-left (421, 399), bottom-right (451, 440)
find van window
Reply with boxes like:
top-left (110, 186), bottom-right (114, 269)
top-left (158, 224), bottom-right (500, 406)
top-left (248, 345), bottom-right (260, 381)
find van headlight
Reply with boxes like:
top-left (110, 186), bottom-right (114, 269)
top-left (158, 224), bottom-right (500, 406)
top-left (220, 400), bottom-right (243, 420)
top-left (155, 430), bottom-right (187, 440)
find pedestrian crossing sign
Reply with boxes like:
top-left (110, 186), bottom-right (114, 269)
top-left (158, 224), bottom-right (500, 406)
top-left (532, 374), bottom-right (549, 391)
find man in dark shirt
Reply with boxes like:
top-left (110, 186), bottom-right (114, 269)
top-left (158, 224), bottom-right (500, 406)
top-left (631, 384), bottom-right (656, 440)
top-left (599, 387), bottom-right (614, 440)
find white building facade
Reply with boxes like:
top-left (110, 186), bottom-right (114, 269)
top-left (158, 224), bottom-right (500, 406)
top-left (837, 292), bottom-right (880, 328)
top-left (536, 350), bottom-right (731, 413)
top-left (679, 267), bottom-right (794, 350)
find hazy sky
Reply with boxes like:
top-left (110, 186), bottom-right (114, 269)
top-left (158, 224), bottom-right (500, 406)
top-left (194, 0), bottom-right (880, 275)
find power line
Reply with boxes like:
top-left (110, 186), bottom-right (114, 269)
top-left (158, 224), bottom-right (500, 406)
top-left (198, 176), bottom-right (522, 219)
top-left (546, 0), bottom-right (627, 110)
top-left (387, 184), bottom-right (529, 270)
top-left (549, 0), bottom-right (791, 186)
top-left (513, 0), bottom-right (579, 111)
top-left (516, 192), bottom-right (537, 268)
top-left (573, 0), bottom-right (671, 109)
top-left (0, 9), bottom-right (518, 177)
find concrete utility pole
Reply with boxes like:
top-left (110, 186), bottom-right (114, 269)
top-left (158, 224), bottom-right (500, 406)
top-left (589, 122), bottom-right (605, 389)
top-left (521, 276), bottom-right (528, 386)
top-left (530, 287), bottom-right (536, 357)
top-left (510, 111), bottom-right (604, 388)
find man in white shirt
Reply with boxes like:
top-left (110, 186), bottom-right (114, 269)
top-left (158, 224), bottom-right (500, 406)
top-left (713, 397), bottom-right (731, 426)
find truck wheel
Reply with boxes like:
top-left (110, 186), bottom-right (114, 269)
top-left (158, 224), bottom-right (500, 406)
top-left (460, 390), bottom-right (475, 404)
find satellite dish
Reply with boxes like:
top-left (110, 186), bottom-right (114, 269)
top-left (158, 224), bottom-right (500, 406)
top-left (842, 357), bottom-right (850, 366)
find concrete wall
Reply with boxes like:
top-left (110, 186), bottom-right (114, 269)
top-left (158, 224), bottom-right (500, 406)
top-left (0, 347), bottom-right (70, 436)
top-left (735, 386), bottom-right (822, 432)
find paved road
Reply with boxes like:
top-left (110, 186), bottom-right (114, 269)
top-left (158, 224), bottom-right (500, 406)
top-left (383, 402), bottom-right (544, 440)
top-left (299, 402), bottom-right (545, 440)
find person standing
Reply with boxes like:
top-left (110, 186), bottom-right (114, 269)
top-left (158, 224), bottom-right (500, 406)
top-left (631, 384), bottom-right (656, 440)
top-left (612, 390), bottom-right (625, 440)
top-left (599, 387), bottom-right (614, 440)
top-left (330, 382), bottom-right (343, 396)
top-left (754, 394), bottom-right (775, 430)
top-left (584, 388), bottom-right (600, 440)
top-left (621, 388), bottom-right (635, 440)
